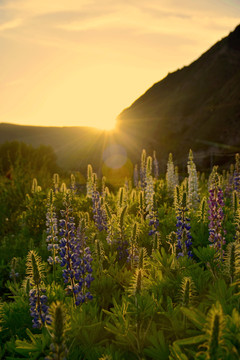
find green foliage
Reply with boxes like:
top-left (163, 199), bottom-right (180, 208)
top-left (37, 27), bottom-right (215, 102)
top-left (14, 327), bottom-right (51, 359)
top-left (1, 147), bottom-right (240, 359)
top-left (0, 298), bottom-right (33, 346)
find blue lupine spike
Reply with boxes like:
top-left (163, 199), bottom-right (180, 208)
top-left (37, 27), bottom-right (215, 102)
top-left (58, 195), bottom-right (94, 305)
top-left (175, 191), bottom-right (192, 258)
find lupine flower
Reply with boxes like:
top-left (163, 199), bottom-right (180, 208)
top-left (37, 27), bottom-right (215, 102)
top-left (101, 176), bottom-right (107, 198)
top-left (60, 182), bottom-right (67, 193)
top-left (208, 166), bottom-right (219, 190)
top-left (175, 166), bottom-right (179, 187)
top-left (127, 222), bottom-right (139, 269)
top-left (106, 203), bottom-right (129, 261)
top-left (92, 189), bottom-right (107, 231)
top-left (233, 153), bottom-right (240, 194)
top-left (29, 289), bottom-right (51, 328)
top-left (197, 196), bottom-right (208, 224)
top-left (116, 206), bottom-right (129, 261)
top-left (176, 192), bottom-right (192, 258)
top-left (208, 177), bottom-right (226, 261)
top-left (59, 192), bottom-right (94, 306)
top-left (105, 203), bottom-right (129, 260)
top-left (140, 149), bottom-right (147, 189)
top-left (31, 178), bottom-right (42, 193)
top-left (105, 203), bottom-right (117, 245)
top-left (26, 250), bottom-right (51, 328)
top-left (86, 164), bottom-right (93, 198)
top-left (166, 153), bottom-right (178, 198)
top-left (118, 186), bottom-right (127, 208)
top-left (234, 205), bottom-right (240, 242)
top-left (134, 164), bottom-right (139, 187)
top-left (223, 165), bottom-right (234, 199)
top-left (145, 157), bottom-right (159, 236)
top-left (46, 189), bottom-right (60, 266)
top-left (151, 232), bottom-right (160, 254)
top-left (232, 190), bottom-right (239, 215)
top-left (167, 231), bottom-right (177, 256)
top-left (147, 194), bottom-right (159, 237)
top-left (53, 173), bottom-right (59, 193)
top-left (137, 190), bottom-right (145, 221)
top-left (45, 301), bottom-right (68, 360)
top-left (70, 173), bottom-right (76, 193)
top-left (153, 151), bottom-right (159, 179)
top-left (187, 149), bottom-right (199, 209)
top-left (180, 276), bottom-right (195, 307)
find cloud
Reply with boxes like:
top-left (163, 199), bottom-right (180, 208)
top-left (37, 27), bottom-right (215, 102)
top-left (0, 0), bottom-right (239, 45)
top-left (0, 18), bottom-right (22, 31)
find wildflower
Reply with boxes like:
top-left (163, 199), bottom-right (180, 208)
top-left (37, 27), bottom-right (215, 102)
top-left (140, 149), bottom-right (147, 189)
top-left (176, 192), bottom-right (192, 258)
top-left (70, 173), bottom-right (76, 193)
top-left (26, 250), bottom-right (51, 328)
top-left (134, 164), bottom-right (139, 187)
top-left (86, 164), bottom-right (94, 198)
top-left (127, 223), bottom-right (139, 268)
top-left (29, 289), bottom-right (51, 328)
top-left (59, 192), bottom-right (94, 305)
top-left (46, 189), bottom-right (60, 266)
top-left (208, 178), bottom-right (226, 261)
top-left (153, 151), bottom-right (159, 179)
top-left (92, 189), bottom-right (107, 231)
top-left (166, 153), bottom-right (178, 197)
top-left (45, 302), bottom-right (68, 360)
top-left (187, 149), bottom-right (199, 209)
top-left (233, 153), bottom-right (240, 194)
top-left (53, 173), bottom-right (59, 193)
top-left (116, 206), bottom-right (129, 261)
top-left (145, 156), bottom-right (159, 236)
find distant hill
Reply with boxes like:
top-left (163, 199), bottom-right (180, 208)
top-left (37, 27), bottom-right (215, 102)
top-left (117, 24), bottom-right (240, 168)
top-left (1, 25), bottom-right (240, 172)
top-left (0, 123), bottom-right (109, 172)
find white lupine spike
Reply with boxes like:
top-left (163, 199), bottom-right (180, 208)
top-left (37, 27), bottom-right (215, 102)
top-left (187, 149), bottom-right (199, 209)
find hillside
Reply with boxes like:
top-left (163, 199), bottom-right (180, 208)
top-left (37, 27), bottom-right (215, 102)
top-left (117, 24), bottom-right (240, 167)
top-left (0, 123), bottom-right (109, 171)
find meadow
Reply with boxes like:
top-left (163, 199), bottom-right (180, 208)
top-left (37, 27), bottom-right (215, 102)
top-left (0, 143), bottom-right (240, 360)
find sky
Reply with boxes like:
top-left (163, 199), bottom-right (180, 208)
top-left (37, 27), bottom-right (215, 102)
top-left (0, 0), bottom-right (240, 130)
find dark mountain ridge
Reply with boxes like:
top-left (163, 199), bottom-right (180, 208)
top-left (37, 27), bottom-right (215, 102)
top-left (117, 25), bottom-right (240, 167)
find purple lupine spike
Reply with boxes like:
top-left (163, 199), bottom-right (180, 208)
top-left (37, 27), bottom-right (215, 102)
top-left (208, 184), bottom-right (226, 260)
top-left (92, 189), bottom-right (107, 231)
top-left (59, 193), bottom-right (94, 306)
top-left (140, 149), bottom-right (147, 189)
top-left (29, 289), bottom-right (51, 328)
top-left (175, 192), bottom-right (192, 258)
top-left (233, 154), bottom-right (240, 194)
top-left (145, 157), bottom-right (159, 237)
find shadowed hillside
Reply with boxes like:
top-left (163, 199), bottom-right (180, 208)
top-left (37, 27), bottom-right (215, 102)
top-left (0, 123), bottom-right (113, 172)
top-left (117, 24), bottom-right (240, 167)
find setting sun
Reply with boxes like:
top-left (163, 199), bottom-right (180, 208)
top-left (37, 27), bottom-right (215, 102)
top-left (93, 118), bottom-right (116, 131)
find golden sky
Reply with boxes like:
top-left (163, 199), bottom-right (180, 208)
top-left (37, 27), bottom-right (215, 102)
top-left (0, 0), bottom-right (239, 130)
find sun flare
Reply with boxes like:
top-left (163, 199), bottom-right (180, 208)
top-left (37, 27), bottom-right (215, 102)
top-left (92, 118), bottom-right (117, 131)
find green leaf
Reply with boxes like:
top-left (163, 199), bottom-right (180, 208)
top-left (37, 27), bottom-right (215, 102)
top-left (180, 307), bottom-right (206, 330)
top-left (169, 343), bottom-right (188, 360)
top-left (174, 334), bottom-right (207, 346)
